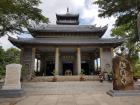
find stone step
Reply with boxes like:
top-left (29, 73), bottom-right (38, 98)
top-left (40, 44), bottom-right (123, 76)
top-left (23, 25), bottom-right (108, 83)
top-left (31, 75), bottom-right (99, 82)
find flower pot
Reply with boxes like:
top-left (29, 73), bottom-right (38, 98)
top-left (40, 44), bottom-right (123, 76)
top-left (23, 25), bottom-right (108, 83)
top-left (52, 76), bottom-right (57, 82)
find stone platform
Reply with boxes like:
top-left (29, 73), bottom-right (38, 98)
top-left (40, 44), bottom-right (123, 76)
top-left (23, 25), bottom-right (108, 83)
top-left (107, 90), bottom-right (140, 96)
top-left (0, 89), bottom-right (25, 98)
top-left (1, 81), bottom-right (140, 105)
top-left (31, 75), bottom-right (99, 82)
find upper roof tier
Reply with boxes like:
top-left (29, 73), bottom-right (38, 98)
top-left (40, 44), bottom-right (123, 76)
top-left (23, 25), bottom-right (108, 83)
top-left (56, 8), bottom-right (79, 25)
top-left (28, 25), bottom-right (108, 38)
top-left (28, 9), bottom-right (108, 38)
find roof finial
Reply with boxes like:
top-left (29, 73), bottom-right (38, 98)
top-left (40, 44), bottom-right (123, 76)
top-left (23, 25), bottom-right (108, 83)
top-left (67, 7), bottom-right (69, 13)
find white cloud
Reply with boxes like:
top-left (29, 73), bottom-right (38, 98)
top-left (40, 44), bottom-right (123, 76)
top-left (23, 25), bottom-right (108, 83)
top-left (1, 0), bottom-right (116, 49)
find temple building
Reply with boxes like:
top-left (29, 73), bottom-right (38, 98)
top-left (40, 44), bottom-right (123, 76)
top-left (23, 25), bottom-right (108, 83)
top-left (9, 10), bottom-right (122, 79)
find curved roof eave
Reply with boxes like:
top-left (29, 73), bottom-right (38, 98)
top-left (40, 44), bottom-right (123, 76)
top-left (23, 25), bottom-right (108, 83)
top-left (27, 25), bottom-right (108, 37)
top-left (8, 36), bottom-right (123, 48)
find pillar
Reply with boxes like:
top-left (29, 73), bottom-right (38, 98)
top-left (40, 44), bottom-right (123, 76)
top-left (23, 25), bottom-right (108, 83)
top-left (100, 48), bottom-right (113, 72)
top-left (96, 58), bottom-right (98, 70)
top-left (55, 48), bottom-right (59, 75)
top-left (59, 56), bottom-right (63, 75)
top-left (21, 47), bottom-right (35, 80)
top-left (77, 48), bottom-right (81, 75)
top-left (36, 59), bottom-right (39, 72)
top-left (73, 55), bottom-right (77, 75)
top-left (90, 59), bottom-right (95, 74)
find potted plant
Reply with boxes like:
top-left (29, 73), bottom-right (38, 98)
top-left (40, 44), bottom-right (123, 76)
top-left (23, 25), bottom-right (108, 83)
top-left (107, 71), bottom-right (113, 82)
top-left (52, 70), bottom-right (58, 82)
top-left (80, 69), bottom-right (86, 81)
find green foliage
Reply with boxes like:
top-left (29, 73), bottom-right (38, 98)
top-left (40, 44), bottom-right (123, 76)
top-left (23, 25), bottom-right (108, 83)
top-left (0, 47), bottom-right (20, 77)
top-left (0, 66), bottom-right (5, 78)
top-left (52, 70), bottom-right (58, 76)
top-left (0, 47), bottom-right (5, 78)
top-left (80, 69), bottom-right (85, 75)
top-left (95, 0), bottom-right (140, 69)
top-left (5, 48), bottom-right (20, 65)
top-left (0, 47), bottom-right (5, 65)
top-left (134, 60), bottom-right (140, 72)
top-left (0, 0), bottom-right (48, 37)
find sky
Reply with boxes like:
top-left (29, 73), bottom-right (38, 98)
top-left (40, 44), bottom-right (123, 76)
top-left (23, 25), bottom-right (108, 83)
top-left (0, 0), bottom-right (116, 50)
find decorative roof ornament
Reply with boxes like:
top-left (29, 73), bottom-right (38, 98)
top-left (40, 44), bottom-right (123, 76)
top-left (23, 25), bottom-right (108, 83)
top-left (56, 7), bottom-right (79, 25)
top-left (67, 7), bottom-right (69, 13)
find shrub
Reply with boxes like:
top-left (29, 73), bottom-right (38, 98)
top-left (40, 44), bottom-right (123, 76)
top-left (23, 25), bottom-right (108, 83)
top-left (0, 66), bottom-right (5, 79)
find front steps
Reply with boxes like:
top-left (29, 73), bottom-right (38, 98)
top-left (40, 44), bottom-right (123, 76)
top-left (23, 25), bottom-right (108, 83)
top-left (31, 75), bottom-right (99, 82)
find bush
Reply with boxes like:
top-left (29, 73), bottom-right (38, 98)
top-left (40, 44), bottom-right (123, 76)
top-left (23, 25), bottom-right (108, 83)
top-left (133, 61), bottom-right (140, 77)
top-left (0, 66), bottom-right (5, 78)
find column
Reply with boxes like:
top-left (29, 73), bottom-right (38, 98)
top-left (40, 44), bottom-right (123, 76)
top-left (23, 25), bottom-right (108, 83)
top-left (59, 56), bottom-right (63, 75)
top-left (21, 47), bottom-right (35, 80)
top-left (96, 58), bottom-right (98, 70)
top-left (91, 59), bottom-right (95, 74)
top-left (55, 48), bottom-right (59, 75)
top-left (77, 48), bottom-right (81, 75)
top-left (100, 47), bottom-right (113, 72)
top-left (36, 59), bottom-right (39, 72)
top-left (73, 55), bottom-right (77, 75)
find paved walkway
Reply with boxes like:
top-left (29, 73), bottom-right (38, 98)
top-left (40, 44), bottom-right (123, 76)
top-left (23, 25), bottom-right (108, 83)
top-left (0, 81), bottom-right (140, 105)
top-left (22, 81), bottom-right (112, 95)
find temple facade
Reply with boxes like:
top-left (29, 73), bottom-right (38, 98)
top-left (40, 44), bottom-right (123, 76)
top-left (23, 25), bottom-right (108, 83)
top-left (9, 11), bottom-right (122, 80)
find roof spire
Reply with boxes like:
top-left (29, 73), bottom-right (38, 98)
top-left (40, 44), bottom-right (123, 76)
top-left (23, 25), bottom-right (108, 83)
top-left (67, 7), bottom-right (69, 13)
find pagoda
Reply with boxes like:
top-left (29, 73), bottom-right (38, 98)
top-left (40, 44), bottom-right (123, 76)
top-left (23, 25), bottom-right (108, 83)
top-left (9, 9), bottom-right (122, 80)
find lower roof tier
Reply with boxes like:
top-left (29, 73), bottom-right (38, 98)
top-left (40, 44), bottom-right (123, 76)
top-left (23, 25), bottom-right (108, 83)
top-left (8, 36), bottom-right (123, 48)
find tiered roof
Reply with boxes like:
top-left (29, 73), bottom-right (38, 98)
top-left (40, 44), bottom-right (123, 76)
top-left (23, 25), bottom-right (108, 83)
top-left (28, 25), bottom-right (108, 38)
top-left (56, 8), bottom-right (79, 25)
top-left (8, 9), bottom-right (123, 48)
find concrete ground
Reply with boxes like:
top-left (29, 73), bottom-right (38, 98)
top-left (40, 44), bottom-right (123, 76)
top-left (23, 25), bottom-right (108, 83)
top-left (0, 81), bottom-right (140, 105)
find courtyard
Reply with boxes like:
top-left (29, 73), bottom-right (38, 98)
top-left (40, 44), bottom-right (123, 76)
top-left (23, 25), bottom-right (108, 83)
top-left (0, 0), bottom-right (140, 105)
top-left (0, 81), bottom-right (140, 105)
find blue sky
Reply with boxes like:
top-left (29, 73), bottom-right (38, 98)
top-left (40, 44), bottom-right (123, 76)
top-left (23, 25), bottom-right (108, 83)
top-left (0, 0), bottom-right (116, 50)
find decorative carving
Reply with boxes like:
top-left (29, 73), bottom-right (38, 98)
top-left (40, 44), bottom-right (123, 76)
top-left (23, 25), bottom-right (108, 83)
top-left (113, 56), bottom-right (134, 90)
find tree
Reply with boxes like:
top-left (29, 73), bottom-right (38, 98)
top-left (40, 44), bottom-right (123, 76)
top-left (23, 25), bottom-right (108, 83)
top-left (0, 0), bottom-right (48, 37)
top-left (0, 46), bottom-right (5, 77)
top-left (5, 48), bottom-right (20, 65)
top-left (0, 47), bottom-right (20, 78)
top-left (94, 0), bottom-right (140, 66)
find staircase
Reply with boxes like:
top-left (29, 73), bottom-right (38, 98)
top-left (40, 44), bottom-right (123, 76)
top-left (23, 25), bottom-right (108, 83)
top-left (31, 75), bottom-right (99, 82)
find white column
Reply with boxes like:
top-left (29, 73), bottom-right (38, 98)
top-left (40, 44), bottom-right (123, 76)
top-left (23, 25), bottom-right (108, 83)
top-left (77, 48), bottom-right (81, 75)
top-left (73, 56), bottom-right (77, 75)
top-left (55, 48), bottom-right (59, 75)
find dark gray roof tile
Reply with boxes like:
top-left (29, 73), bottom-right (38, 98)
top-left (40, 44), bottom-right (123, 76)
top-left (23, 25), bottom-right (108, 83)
top-left (8, 36), bottom-right (123, 47)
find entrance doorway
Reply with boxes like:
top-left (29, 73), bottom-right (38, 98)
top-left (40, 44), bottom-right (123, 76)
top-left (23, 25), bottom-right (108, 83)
top-left (46, 62), bottom-right (54, 76)
top-left (63, 62), bottom-right (73, 75)
top-left (81, 63), bottom-right (90, 75)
